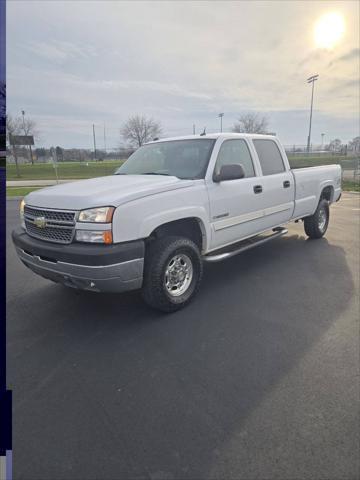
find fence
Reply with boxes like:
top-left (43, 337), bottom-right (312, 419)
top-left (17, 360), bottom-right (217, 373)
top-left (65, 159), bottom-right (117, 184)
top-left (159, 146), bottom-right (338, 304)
top-left (6, 146), bottom-right (134, 165)
top-left (284, 144), bottom-right (358, 157)
top-left (5, 145), bottom-right (360, 185)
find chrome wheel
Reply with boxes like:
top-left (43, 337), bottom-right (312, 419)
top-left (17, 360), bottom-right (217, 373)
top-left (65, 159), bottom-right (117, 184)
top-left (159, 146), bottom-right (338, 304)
top-left (318, 207), bottom-right (327, 231)
top-left (164, 253), bottom-right (193, 297)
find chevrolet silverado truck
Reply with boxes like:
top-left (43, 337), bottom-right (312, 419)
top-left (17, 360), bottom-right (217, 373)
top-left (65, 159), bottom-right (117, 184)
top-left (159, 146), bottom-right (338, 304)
top-left (12, 133), bottom-right (342, 312)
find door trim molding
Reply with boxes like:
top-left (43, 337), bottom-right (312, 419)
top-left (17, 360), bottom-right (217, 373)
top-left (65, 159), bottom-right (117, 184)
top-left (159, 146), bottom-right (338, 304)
top-left (212, 202), bottom-right (293, 231)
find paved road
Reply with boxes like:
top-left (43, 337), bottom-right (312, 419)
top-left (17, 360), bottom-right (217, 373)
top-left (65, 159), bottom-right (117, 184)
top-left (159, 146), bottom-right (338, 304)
top-left (6, 195), bottom-right (360, 480)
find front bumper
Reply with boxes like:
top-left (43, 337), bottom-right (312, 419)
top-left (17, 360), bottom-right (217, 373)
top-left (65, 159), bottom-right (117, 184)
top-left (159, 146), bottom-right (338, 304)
top-left (12, 228), bottom-right (144, 293)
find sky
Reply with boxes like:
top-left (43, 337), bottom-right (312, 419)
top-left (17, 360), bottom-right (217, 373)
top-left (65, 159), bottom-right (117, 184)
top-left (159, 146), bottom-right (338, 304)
top-left (6, 0), bottom-right (360, 149)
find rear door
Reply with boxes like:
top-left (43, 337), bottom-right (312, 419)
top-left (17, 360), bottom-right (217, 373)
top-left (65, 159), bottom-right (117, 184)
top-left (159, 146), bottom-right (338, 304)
top-left (251, 138), bottom-right (294, 230)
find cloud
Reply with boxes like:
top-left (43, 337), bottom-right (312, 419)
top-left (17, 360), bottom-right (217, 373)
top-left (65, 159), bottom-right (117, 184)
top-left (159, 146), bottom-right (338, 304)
top-left (24, 40), bottom-right (97, 64)
top-left (6, 0), bottom-right (360, 146)
top-left (336, 48), bottom-right (360, 63)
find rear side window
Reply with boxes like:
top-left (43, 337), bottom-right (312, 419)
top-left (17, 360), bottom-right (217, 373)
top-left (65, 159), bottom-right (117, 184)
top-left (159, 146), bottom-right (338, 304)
top-left (215, 139), bottom-right (255, 178)
top-left (253, 139), bottom-right (285, 175)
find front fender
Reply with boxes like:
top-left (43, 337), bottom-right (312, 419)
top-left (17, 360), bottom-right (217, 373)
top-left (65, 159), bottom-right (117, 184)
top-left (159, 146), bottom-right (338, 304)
top-left (112, 186), bottom-right (211, 251)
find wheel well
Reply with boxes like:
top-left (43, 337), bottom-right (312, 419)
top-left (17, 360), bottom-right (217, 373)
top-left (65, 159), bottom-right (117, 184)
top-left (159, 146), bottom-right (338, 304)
top-left (148, 218), bottom-right (204, 251)
top-left (320, 186), bottom-right (334, 202)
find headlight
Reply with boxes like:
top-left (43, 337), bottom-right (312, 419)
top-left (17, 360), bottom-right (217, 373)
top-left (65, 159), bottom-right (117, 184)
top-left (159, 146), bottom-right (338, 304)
top-left (20, 198), bottom-right (26, 229)
top-left (78, 206), bottom-right (114, 223)
top-left (75, 230), bottom-right (113, 244)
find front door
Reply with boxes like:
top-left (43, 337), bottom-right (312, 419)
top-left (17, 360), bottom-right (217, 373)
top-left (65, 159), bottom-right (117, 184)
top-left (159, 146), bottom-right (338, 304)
top-left (207, 138), bottom-right (268, 250)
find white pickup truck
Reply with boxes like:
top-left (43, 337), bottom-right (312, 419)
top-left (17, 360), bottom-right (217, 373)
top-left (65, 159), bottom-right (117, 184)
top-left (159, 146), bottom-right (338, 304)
top-left (13, 133), bottom-right (342, 311)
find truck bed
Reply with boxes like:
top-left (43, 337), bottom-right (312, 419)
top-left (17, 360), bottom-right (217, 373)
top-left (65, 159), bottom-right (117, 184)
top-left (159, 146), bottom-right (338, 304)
top-left (291, 164), bottom-right (342, 219)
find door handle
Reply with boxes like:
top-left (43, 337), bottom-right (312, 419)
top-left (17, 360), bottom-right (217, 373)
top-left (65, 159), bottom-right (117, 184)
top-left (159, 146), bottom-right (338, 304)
top-left (253, 185), bottom-right (263, 194)
top-left (283, 180), bottom-right (291, 188)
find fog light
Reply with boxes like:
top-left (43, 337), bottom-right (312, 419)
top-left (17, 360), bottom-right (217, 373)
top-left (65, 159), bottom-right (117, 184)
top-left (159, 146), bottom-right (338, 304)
top-left (75, 230), bottom-right (113, 244)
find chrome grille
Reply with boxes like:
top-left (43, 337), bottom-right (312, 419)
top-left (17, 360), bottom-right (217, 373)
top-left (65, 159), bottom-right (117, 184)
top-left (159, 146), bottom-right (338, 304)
top-left (24, 206), bottom-right (76, 244)
top-left (24, 206), bottom-right (75, 223)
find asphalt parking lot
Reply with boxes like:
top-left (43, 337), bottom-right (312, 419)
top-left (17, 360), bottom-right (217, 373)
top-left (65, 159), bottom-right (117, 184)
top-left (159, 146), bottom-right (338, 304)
top-left (6, 194), bottom-right (360, 480)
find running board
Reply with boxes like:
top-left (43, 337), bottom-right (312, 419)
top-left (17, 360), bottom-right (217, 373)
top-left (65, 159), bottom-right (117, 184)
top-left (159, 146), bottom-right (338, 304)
top-left (203, 227), bottom-right (288, 263)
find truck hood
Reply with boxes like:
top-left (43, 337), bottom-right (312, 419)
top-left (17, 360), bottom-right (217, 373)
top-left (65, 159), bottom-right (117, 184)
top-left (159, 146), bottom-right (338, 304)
top-left (25, 175), bottom-right (195, 210)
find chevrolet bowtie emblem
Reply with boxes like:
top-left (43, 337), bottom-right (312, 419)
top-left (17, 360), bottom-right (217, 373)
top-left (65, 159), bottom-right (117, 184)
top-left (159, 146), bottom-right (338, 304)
top-left (34, 216), bottom-right (47, 228)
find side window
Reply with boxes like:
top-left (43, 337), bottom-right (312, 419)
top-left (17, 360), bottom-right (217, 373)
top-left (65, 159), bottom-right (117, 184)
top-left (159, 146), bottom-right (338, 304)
top-left (253, 139), bottom-right (285, 175)
top-left (215, 139), bottom-right (255, 178)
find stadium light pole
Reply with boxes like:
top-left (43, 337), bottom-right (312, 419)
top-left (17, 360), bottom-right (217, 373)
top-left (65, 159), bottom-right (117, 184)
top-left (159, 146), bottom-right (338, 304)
top-left (218, 113), bottom-right (224, 132)
top-left (321, 132), bottom-right (325, 150)
top-left (21, 110), bottom-right (26, 132)
top-left (306, 74), bottom-right (319, 153)
top-left (21, 109), bottom-right (33, 164)
top-left (92, 124), bottom-right (97, 160)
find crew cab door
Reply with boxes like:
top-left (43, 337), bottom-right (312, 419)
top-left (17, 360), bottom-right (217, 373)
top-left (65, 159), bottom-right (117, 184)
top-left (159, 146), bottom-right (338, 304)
top-left (251, 138), bottom-right (294, 231)
top-left (207, 138), bottom-right (270, 250)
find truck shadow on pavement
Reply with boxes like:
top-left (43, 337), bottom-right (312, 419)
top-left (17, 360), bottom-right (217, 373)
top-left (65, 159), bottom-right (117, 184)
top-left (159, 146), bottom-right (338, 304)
top-left (8, 233), bottom-right (355, 479)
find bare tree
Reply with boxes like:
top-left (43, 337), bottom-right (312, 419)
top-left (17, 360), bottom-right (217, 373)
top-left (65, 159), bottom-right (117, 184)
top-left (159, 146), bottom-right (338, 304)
top-left (21, 116), bottom-right (39, 139)
top-left (6, 114), bottom-right (23, 176)
top-left (6, 114), bottom-right (22, 144)
top-left (121, 115), bottom-right (162, 148)
top-left (7, 113), bottom-right (39, 165)
top-left (232, 112), bottom-right (269, 134)
top-left (329, 138), bottom-right (342, 153)
top-left (348, 136), bottom-right (360, 153)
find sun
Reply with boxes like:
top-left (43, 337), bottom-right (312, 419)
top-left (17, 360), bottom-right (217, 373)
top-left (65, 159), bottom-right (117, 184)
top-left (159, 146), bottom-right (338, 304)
top-left (314, 12), bottom-right (345, 49)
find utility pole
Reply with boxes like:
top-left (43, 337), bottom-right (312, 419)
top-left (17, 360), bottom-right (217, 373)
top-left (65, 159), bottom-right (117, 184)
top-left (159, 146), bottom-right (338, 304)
top-left (321, 133), bottom-right (325, 150)
top-left (21, 110), bottom-right (25, 131)
top-left (103, 122), bottom-right (107, 153)
top-left (21, 109), bottom-right (34, 165)
top-left (306, 75), bottom-right (319, 153)
top-left (92, 124), bottom-right (97, 160)
top-left (218, 113), bottom-right (224, 132)
top-left (193, 124), bottom-right (196, 135)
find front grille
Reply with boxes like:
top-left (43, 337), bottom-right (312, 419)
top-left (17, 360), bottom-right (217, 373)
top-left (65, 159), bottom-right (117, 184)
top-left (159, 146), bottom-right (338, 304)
top-left (24, 206), bottom-right (76, 244)
top-left (24, 206), bottom-right (75, 223)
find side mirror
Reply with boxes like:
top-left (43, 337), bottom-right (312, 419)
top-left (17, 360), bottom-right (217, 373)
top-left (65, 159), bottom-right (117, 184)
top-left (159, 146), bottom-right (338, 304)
top-left (213, 164), bottom-right (245, 182)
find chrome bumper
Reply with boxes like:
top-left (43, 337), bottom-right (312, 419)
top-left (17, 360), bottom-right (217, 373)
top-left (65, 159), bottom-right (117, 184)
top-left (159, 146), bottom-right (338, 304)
top-left (16, 246), bottom-right (144, 293)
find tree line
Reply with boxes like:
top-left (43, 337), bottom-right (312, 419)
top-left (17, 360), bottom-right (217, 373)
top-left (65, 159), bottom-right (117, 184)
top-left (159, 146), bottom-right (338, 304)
top-left (6, 111), bottom-right (360, 158)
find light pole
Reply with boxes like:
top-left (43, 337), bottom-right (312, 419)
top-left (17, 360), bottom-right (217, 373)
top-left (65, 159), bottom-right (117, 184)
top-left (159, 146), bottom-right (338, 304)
top-left (21, 109), bottom-right (33, 164)
top-left (306, 74), bottom-right (319, 153)
top-left (321, 133), bottom-right (325, 150)
top-left (92, 124), bottom-right (97, 160)
top-left (218, 113), bottom-right (224, 132)
top-left (21, 110), bottom-right (26, 132)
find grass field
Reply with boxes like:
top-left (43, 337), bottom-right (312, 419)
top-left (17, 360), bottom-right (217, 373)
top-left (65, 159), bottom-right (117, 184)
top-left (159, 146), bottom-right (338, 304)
top-left (342, 180), bottom-right (360, 192)
top-left (6, 187), bottom-right (42, 197)
top-left (6, 156), bottom-right (359, 181)
top-left (288, 155), bottom-right (359, 169)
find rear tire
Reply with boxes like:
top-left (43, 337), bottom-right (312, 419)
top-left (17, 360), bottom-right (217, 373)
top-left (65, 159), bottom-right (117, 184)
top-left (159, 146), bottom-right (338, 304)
top-left (304, 198), bottom-right (329, 239)
top-left (142, 235), bottom-right (203, 312)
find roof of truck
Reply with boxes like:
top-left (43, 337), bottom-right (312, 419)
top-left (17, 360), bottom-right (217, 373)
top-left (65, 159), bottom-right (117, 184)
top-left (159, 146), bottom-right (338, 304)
top-left (146, 132), bottom-right (277, 144)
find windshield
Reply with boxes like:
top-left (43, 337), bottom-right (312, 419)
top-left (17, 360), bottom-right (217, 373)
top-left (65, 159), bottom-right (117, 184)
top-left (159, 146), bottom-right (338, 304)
top-left (115, 139), bottom-right (216, 179)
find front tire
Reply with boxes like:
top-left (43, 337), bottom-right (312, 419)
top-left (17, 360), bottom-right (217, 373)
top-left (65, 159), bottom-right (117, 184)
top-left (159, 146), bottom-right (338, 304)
top-left (304, 198), bottom-right (330, 239)
top-left (142, 236), bottom-right (203, 312)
